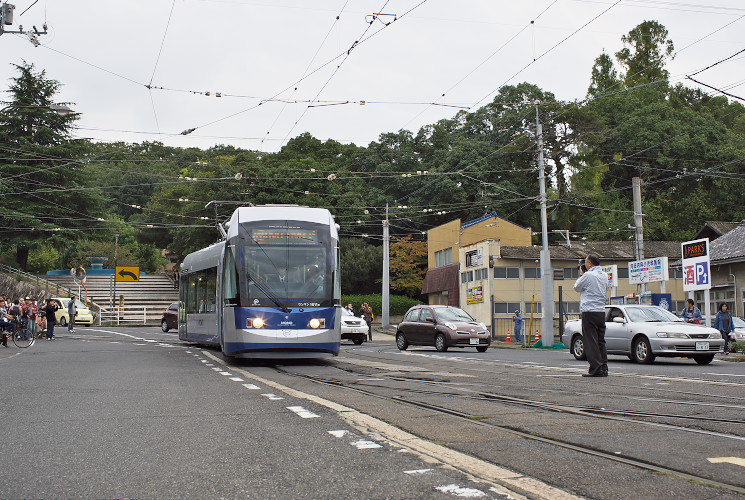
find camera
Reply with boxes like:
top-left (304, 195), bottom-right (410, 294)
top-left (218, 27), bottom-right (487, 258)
top-left (578, 263), bottom-right (587, 273)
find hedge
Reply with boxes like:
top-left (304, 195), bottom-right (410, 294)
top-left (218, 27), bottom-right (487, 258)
top-left (341, 294), bottom-right (423, 317)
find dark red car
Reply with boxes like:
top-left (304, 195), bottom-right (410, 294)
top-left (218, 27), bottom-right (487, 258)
top-left (161, 303), bottom-right (179, 332)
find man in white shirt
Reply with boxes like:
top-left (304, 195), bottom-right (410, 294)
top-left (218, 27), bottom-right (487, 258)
top-left (573, 255), bottom-right (609, 377)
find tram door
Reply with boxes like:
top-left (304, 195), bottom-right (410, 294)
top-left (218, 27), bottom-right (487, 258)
top-left (183, 267), bottom-right (219, 343)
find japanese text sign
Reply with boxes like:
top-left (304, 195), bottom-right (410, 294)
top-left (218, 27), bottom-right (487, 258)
top-left (681, 238), bottom-right (710, 292)
top-left (628, 257), bottom-right (669, 285)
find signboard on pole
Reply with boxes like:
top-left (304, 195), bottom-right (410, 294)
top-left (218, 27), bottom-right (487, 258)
top-left (681, 239), bottom-right (710, 291)
top-left (600, 264), bottom-right (618, 288)
top-left (466, 286), bottom-right (484, 304)
top-left (629, 257), bottom-right (669, 285)
top-left (116, 266), bottom-right (140, 282)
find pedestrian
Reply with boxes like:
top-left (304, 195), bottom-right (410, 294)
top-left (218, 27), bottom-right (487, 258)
top-left (573, 255), bottom-right (609, 377)
top-left (68, 296), bottom-right (77, 333)
top-left (512, 309), bottom-right (523, 342)
top-left (0, 298), bottom-right (14, 347)
top-left (713, 302), bottom-right (734, 354)
top-left (345, 303), bottom-right (355, 315)
top-left (360, 302), bottom-right (373, 342)
top-left (680, 299), bottom-right (702, 324)
top-left (44, 298), bottom-right (59, 340)
top-left (22, 296), bottom-right (38, 338)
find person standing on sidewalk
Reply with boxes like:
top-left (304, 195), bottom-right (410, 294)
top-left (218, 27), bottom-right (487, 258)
top-left (360, 302), bottom-right (373, 342)
top-left (512, 310), bottom-right (523, 342)
top-left (713, 303), bottom-right (734, 354)
top-left (573, 255), bottom-right (609, 377)
top-left (44, 299), bottom-right (59, 340)
top-left (67, 296), bottom-right (77, 333)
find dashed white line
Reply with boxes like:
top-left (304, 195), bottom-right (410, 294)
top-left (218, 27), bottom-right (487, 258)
top-left (404, 469), bottom-right (432, 474)
top-left (435, 484), bottom-right (486, 497)
top-left (350, 439), bottom-right (382, 449)
top-left (218, 371), bottom-right (232, 376)
top-left (328, 430), bottom-right (349, 438)
top-left (242, 384), bottom-right (260, 390)
top-left (261, 393), bottom-right (284, 400)
top-left (229, 377), bottom-right (244, 382)
top-left (287, 406), bottom-right (320, 419)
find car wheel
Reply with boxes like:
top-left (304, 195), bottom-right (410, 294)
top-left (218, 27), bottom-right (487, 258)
top-left (435, 333), bottom-right (448, 352)
top-left (396, 332), bottom-right (409, 351)
top-left (352, 338), bottom-right (364, 345)
top-left (161, 320), bottom-right (170, 332)
top-left (476, 346), bottom-right (488, 353)
top-left (694, 354), bottom-right (715, 365)
top-left (60, 317), bottom-right (67, 327)
top-left (633, 337), bottom-right (655, 364)
top-left (571, 335), bottom-right (586, 361)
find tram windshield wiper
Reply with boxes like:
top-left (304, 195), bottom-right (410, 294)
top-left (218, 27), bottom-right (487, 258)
top-left (245, 270), bottom-right (291, 313)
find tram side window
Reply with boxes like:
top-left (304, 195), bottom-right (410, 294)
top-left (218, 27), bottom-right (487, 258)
top-left (185, 268), bottom-right (218, 313)
top-left (224, 246), bottom-right (239, 305)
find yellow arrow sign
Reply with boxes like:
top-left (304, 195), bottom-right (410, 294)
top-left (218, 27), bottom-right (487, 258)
top-left (708, 457), bottom-right (745, 468)
top-left (116, 266), bottom-right (140, 282)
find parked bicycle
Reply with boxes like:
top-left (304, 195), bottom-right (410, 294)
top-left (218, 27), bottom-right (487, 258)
top-left (7, 321), bottom-right (35, 348)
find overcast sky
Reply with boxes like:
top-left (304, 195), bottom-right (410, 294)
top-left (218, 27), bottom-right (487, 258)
top-left (1, 0), bottom-right (743, 152)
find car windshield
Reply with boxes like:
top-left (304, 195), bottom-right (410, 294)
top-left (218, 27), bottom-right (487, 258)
top-left (625, 306), bottom-right (681, 323)
top-left (436, 307), bottom-right (475, 322)
top-left (341, 308), bottom-right (354, 317)
top-left (732, 316), bottom-right (745, 328)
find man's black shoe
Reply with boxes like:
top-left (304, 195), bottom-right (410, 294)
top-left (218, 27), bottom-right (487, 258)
top-left (582, 372), bottom-right (608, 377)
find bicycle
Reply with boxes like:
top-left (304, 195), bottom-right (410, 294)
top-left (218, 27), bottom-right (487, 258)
top-left (7, 321), bottom-right (35, 348)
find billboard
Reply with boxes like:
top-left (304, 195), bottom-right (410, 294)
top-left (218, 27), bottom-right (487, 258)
top-left (600, 264), bottom-right (618, 287)
top-left (628, 257), bottom-right (669, 285)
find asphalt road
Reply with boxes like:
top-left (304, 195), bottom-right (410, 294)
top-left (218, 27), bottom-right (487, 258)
top-left (2, 327), bottom-right (744, 499)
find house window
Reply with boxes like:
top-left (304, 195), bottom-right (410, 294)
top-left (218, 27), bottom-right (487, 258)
top-left (493, 302), bottom-right (522, 314)
top-left (474, 268), bottom-right (488, 280)
top-left (461, 271), bottom-right (473, 283)
top-left (435, 248), bottom-right (452, 268)
top-left (669, 267), bottom-right (683, 279)
top-left (524, 267), bottom-right (541, 279)
top-left (564, 267), bottom-right (579, 279)
top-left (558, 301), bottom-right (580, 313)
top-left (494, 267), bottom-right (519, 279)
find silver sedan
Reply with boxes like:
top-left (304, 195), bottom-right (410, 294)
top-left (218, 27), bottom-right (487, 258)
top-left (561, 305), bottom-right (724, 365)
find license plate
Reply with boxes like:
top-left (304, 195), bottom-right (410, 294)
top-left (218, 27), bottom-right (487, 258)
top-left (470, 338), bottom-right (479, 345)
top-left (695, 342), bottom-right (709, 351)
top-left (351, 329), bottom-right (359, 333)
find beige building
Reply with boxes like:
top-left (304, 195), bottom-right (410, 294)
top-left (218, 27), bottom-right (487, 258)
top-left (423, 213), bottom-right (691, 340)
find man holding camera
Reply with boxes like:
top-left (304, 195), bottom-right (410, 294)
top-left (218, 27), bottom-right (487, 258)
top-left (573, 255), bottom-right (609, 377)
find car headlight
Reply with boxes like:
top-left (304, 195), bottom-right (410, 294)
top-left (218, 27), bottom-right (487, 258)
top-left (478, 322), bottom-right (487, 330)
top-left (444, 322), bottom-right (458, 330)
top-left (248, 317), bottom-right (265, 329)
top-left (709, 332), bottom-right (723, 339)
top-left (656, 332), bottom-right (689, 338)
top-left (308, 318), bottom-right (326, 329)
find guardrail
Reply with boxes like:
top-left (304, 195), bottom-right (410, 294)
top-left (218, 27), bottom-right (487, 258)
top-left (0, 264), bottom-right (76, 297)
top-left (98, 305), bottom-right (161, 326)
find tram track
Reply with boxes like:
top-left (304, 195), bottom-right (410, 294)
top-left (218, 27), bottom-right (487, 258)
top-left (274, 366), bottom-right (745, 495)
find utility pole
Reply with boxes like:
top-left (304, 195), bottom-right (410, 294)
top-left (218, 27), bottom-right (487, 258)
top-left (536, 102), bottom-right (554, 347)
top-left (382, 205), bottom-right (390, 329)
top-left (0, 2), bottom-right (48, 44)
top-left (632, 177), bottom-right (646, 295)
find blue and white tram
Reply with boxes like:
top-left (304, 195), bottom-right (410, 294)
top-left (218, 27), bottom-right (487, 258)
top-left (178, 205), bottom-right (341, 358)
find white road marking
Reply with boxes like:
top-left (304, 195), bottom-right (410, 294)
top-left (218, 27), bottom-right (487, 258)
top-left (200, 360), bottom-right (208, 363)
top-left (287, 406), bottom-right (320, 418)
top-left (708, 457), bottom-right (745, 467)
top-left (435, 484), bottom-right (486, 497)
top-left (218, 371), bottom-right (232, 376)
top-left (261, 393), bottom-right (284, 400)
top-left (351, 440), bottom-right (381, 449)
top-left (229, 377), bottom-right (244, 382)
top-left (404, 469), bottom-right (432, 474)
top-left (704, 373), bottom-right (745, 377)
top-left (328, 430), bottom-right (349, 438)
top-left (242, 384), bottom-right (260, 390)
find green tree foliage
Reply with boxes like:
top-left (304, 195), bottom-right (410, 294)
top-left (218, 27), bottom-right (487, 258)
top-left (389, 234), bottom-right (427, 298)
top-left (0, 62), bottom-right (106, 269)
top-left (340, 237), bottom-right (382, 295)
top-left (615, 20), bottom-right (674, 86)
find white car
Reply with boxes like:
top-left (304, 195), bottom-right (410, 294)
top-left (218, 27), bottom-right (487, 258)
top-left (561, 305), bottom-right (724, 365)
top-left (730, 317), bottom-right (745, 343)
top-left (340, 308), bottom-right (367, 344)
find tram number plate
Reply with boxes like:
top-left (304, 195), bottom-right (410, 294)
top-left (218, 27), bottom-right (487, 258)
top-left (695, 342), bottom-right (709, 351)
top-left (469, 338), bottom-right (479, 345)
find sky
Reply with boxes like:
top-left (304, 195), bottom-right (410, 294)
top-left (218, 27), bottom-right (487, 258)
top-left (1, 0), bottom-right (743, 152)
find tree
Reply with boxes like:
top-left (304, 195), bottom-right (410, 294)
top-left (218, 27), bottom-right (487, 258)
top-left (587, 53), bottom-right (620, 97)
top-left (615, 20), bottom-right (674, 87)
top-left (389, 234), bottom-right (427, 298)
top-left (0, 62), bottom-right (105, 269)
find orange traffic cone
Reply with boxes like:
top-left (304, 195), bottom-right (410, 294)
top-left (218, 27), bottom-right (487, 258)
top-left (505, 328), bottom-right (512, 343)
top-left (533, 329), bottom-right (540, 344)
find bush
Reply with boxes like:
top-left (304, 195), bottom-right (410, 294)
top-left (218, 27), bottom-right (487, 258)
top-left (731, 341), bottom-right (742, 354)
top-left (26, 245), bottom-right (61, 273)
top-left (341, 294), bottom-right (423, 317)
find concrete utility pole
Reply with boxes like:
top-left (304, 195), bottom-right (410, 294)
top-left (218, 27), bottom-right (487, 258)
top-left (632, 177), bottom-right (646, 294)
top-left (536, 102), bottom-right (554, 347)
top-left (382, 204), bottom-right (390, 328)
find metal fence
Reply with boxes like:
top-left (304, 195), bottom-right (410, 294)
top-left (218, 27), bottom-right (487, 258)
top-left (0, 264), bottom-right (75, 297)
top-left (97, 305), bottom-right (161, 326)
top-left (493, 314), bottom-right (581, 343)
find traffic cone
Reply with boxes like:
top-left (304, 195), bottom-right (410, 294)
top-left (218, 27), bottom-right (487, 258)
top-left (505, 328), bottom-right (512, 343)
top-left (533, 329), bottom-right (540, 344)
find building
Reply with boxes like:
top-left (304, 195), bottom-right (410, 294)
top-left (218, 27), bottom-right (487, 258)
top-left (704, 221), bottom-right (745, 318)
top-left (422, 213), bottom-right (692, 339)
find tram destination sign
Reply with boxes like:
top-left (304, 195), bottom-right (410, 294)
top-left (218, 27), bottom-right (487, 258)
top-left (251, 228), bottom-right (319, 245)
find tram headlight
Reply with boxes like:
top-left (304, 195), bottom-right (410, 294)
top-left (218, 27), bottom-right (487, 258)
top-left (308, 318), bottom-right (326, 329)
top-left (248, 317), bottom-right (266, 329)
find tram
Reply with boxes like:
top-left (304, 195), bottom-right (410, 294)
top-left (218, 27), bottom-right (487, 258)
top-left (178, 205), bottom-right (341, 358)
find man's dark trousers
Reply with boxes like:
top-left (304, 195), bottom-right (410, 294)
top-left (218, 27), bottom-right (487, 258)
top-left (582, 311), bottom-right (607, 375)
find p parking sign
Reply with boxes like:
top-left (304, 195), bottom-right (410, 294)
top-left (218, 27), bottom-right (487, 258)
top-left (681, 239), bottom-right (710, 292)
